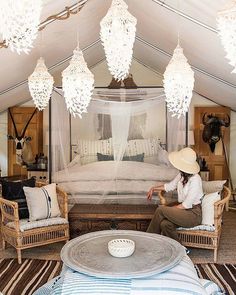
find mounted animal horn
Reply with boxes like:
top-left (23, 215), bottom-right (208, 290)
top-left (220, 114), bottom-right (230, 127)
top-left (21, 108), bottom-right (37, 138)
top-left (8, 108), bottom-right (19, 138)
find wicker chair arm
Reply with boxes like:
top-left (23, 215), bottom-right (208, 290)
top-left (214, 186), bottom-right (231, 230)
top-left (0, 197), bottom-right (20, 231)
top-left (56, 186), bottom-right (68, 219)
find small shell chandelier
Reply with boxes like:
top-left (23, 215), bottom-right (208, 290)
top-left (217, 1), bottom-right (236, 74)
top-left (163, 44), bottom-right (195, 118)
top-left (62, 45), bottom-right (94, 118)
top-left (100, 0), bottom-right (137, 81)
top-left (0, 0), bottom-right (42, 54)
top-left (28, 57), bottom-right (54, 111)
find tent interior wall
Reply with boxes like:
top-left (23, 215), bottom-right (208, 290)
top-left (0, 0), bottom-right (236, 189)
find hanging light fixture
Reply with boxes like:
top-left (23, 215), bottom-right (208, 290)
top-left (163, 44), bottom-right (194, 118)
top-left (0, 0), bottom-right (42, 54)
top-left (217, 1), bottom-right (236, 73)
top-left (100, 0), bottom-right (137, 81)
top-left (62, 45), bottom-right (94, 118)
top-left (28, 57), bottom-right (54, 110)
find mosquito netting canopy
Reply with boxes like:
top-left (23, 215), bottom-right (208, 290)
top-left (51, 87), bottom-right (186, 206)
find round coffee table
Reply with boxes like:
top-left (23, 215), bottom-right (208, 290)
top-left (61, 230), bottom-right (185, 279)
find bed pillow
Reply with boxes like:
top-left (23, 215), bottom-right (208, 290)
top-left (202, 180), bottom-right (226, 194)
top-left (123, 153), bottom-right (144, 162)
top-left (97, 153), bottom-right (114, 161)
top-left (97, 153), bottom-right (144, 162)
top-left (1, 177), bottom-right (36, 219)
top-left (125, 138), bottom-right (161, 157)
top-left (77, 139), bottom-right (113, 165)
top-left (23, 183), bottom-right (61, 221)
top-left (201, 192), bottom-right (221, 225)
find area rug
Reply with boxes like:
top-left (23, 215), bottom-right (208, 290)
top-left (195, 263), bottom-right (236, 295)
top-left (0, 259), bottom-right (62, 295)
top-left (1, 259), bottom-right (236, 295)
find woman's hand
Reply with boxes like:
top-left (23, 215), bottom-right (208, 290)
top-left (147, 187), bottom-right (155, 200)
top-left (147, 185), bottom-right (164, 200)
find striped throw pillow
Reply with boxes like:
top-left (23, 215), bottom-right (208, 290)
top-left (23, 183), bottom-right (61, 221)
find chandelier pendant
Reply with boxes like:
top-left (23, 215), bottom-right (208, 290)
top-left (62, 45), bottom-right (94, 118)
top-left (217, 1), bottom-right (236, 73)
top-left (100, 0), bottom-right (137, 81)
top-left (28, 57), bottom-right (54, 111)
top-left (0, 0), bottom-right (42, 54)
top-left (163, 44), bottom-right (194, 118)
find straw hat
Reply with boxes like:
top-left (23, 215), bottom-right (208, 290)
top-left (168, 147), bottom-right (200, 174)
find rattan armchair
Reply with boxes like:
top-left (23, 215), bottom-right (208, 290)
top-left (0, 183), bottom-right (69, 264)
top-left (177, 186), bottom-right (231, 262)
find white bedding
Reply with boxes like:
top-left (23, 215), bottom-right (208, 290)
top-left (55, 161), bottom-right (178, 182)
top-left (54, 161), bottom-right (178, 205)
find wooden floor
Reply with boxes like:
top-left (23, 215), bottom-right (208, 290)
top-left (1, 210), bottom-right (236, 264)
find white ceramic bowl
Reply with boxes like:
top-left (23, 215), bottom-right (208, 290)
top-left (108, 239), bottom-right (135, 258)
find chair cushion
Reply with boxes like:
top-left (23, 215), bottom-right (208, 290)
top-left (23, 183), bottom-right (61, 221)
top-left (1, 177), bottom-right (36, 219)
top-left (6, 217), bottom-right (68, 232)
top-left (177, 224), bottom-right (215, 232)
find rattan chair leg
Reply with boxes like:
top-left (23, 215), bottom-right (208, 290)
top-left (17, 249), bottom-right (22, 264)
top-left (214, 248), bottom-right (217, 263)
top-left (2, 239), bottom-right (5, 250)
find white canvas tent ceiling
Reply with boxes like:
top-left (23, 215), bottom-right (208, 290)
top-left (0, 0), bottom-right (235, 113)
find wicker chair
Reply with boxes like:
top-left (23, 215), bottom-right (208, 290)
top-left (176, 186), bottom-right (231, 262)
top-left (0, 183), bottom-right (69, 264)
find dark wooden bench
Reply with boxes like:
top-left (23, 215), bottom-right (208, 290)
top-left (69, 203), bottom-right (158, 238)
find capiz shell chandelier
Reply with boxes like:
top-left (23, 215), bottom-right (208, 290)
top-left (163, 44), bottom-right (194, 118)
top-left (0, 0), bottom-right (42, 54)
top-left (100, 0), bottom-right (137, 81)
top-left (217, 1), bottom-right (236, 73)
top-left (62, 46), bottom-right (94, 118)
top-left (28, 57), bottom-right (54, 111)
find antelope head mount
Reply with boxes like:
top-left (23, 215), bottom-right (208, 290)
top-left (8, 108), bottom-right (37, 165)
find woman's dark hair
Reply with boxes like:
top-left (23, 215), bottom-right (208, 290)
top-left (180, 171), bottom-right (193, 186)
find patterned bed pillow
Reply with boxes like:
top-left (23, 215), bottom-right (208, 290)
top-left (23, 183), bottom-right (60, 221)
top-left (125, 138), bottom-right (161, 156)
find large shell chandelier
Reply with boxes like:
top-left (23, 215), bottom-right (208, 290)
top-left (0, 0), bottom-right (42, 54)
top-left (217, 1), bottom-right (236, 73)
top-left (28, 57), bottom-right (54, 111)
top-left (62, 45), bottom-right (94, 118)
top-left (163, 44), bottom-right (195, 118)
top-left (100, 0), bottom-right (137, 81)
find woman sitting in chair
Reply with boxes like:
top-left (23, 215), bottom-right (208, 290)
top-left (147, 147), bottom-right (203, 243)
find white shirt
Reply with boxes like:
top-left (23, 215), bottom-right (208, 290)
top-left (164, 173), bottom-right (203, 209)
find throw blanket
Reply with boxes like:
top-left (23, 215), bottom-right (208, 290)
top-left (33, 256), bottom-right (223, 295)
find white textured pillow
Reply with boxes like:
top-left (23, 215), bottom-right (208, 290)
top-left (201, 192), bottom-right (221, 226)
top-left (125, 138), bottom-right (161, 157)
top-left (78, 139), bottom-right (113, 156)
top-left (23, 183), bottom-right (61, 221)
top-left (202, 180), bottom-right (226, 194)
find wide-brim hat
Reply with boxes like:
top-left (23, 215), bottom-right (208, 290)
top-left (168, 147), bottom-right (200, 174)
